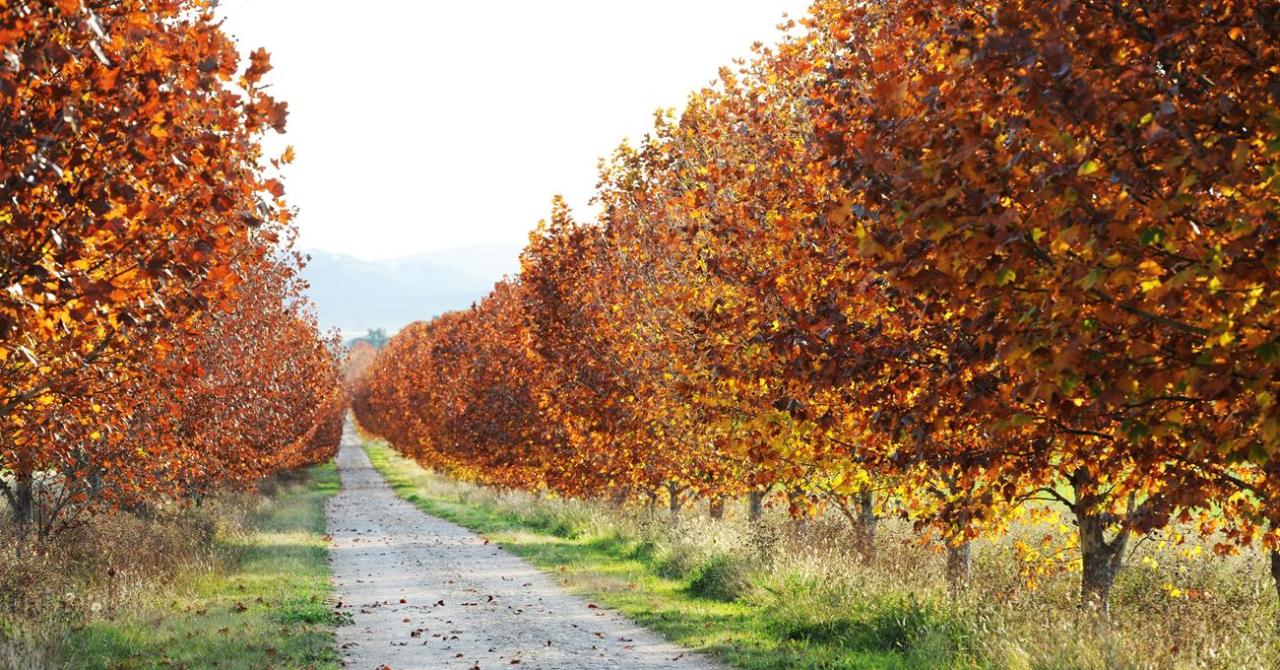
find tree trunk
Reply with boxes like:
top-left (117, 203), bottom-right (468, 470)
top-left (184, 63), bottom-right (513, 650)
top-left (11, 470), bottom-right (34, 526)
top-left (787, 487), bottom-right (809, 530)
top-left (850, 490), bottom-right (877, 564)
top-left (1270, 549), bottom-right (1280, 603)
top-left (747, 491), bottom-right (764, 522)
top-left (609, 488), bottom-right (628, 508)
top-left (1077, 505), bottom-right (1128, 613)
top-left (945, 540), bottom-right (971, 592)
top-left (708, 497), bottom-right (725, 520)
top-left (667, 483), bottom-right (682, 517)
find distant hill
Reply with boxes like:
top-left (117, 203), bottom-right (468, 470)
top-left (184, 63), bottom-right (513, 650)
top-left (299, 244), bottom-right (522, 336)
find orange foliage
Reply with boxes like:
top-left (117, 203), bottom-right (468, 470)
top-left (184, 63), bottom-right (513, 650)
top-left (353, 0), bottom-right (1280, 608)
top-left (0, 1), bottom-right (343, 534)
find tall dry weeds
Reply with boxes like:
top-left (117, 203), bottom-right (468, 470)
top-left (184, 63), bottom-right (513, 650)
top-left (0, 491), bottom-right (259, 667)
top-left (412, 466), bottom-right (1280, 670)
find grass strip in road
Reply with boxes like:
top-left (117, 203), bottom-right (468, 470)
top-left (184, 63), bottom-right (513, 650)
top-left (63, 463), bottom-right (343, 670)
top-left (364, 441), bottom-right (928, 670)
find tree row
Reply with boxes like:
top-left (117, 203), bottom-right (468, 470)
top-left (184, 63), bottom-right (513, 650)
top-left (1, 1), bottom-right (345, 536)
top-left (354, 0), bottom-right (1280, 611)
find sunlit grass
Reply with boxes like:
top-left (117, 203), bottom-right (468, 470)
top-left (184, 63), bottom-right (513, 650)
top-left (365, 440), bottom-right (1280, 670)
top-left (59, 463), bottom-right (343, 670)
top-left (366, 442), bottom-right (950, 670)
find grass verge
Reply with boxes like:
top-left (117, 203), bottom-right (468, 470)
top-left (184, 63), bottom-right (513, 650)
top-left (363, 440), bottom-right (1280, 670)
top-left (364, 442), bottom-right (945, 670)
top-left (57, 463), bottom-right (343, 670)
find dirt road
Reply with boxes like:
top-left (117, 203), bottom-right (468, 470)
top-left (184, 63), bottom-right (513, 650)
top-left (325, 422), bottom-right (723, 670)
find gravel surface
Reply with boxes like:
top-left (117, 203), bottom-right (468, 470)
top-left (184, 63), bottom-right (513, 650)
top-left (326, 421), bottom-right (725, 670)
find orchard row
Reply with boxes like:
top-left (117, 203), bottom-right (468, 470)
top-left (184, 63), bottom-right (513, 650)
top-left (0, 1), bottom-right (344, 535)
top-left (354, 0), bottom-right (1280, 610)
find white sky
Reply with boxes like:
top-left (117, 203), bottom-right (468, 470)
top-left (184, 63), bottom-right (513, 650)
top-left (217, 0), bottom-right (810, 260)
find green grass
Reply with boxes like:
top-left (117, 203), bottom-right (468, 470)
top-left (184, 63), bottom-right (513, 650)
top-left (364, 442), bottom-right (953, 670)
top-left (355, 434), bottom-right (1280, 670)
top-left (61, 463), bottom-right (343, 670)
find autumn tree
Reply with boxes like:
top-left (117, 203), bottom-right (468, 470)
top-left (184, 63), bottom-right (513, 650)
top-left (352, 0), bottom-right (1280, 613)
top-left (795, 0), bottom-right (1280, 607)
top-left (1, 0), bottom-right (342, 532)
top-left (344, 340), bottom-right (379, 388)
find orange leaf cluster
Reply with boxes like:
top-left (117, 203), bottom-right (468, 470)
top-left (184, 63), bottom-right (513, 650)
top-left (1, 1), bottom-right (344, 534)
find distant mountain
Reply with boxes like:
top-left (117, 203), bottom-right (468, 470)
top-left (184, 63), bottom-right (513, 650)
top-left (299, 244), bottom-right (522, 336)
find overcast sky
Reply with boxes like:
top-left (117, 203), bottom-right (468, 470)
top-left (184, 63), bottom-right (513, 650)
top-left (217, 0), bottom-right (810, 260)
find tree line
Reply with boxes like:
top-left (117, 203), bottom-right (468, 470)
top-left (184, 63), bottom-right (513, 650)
top-left (353, 0), bottom-right (1280, 612)
top-left (1, 1), bottom-right (345, 536)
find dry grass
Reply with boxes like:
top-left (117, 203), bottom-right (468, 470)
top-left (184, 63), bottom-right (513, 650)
top-left (0, 469), bottom-right (338, 669)
top-left (370, 444), bottom-right (1280, 670)
top-left (0, 495), bottom-right (256, 667)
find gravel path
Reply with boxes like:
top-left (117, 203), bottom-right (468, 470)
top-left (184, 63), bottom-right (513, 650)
top-left (325, 421), bottom-right (724, 670)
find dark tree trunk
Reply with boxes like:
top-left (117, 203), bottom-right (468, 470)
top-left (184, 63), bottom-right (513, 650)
top-left (1270, 549), bottom-right (1280, 603)
top-left (11, 470), bottom-right (34, 526)
top-left (667, 483), bottom-right (682, 517)
top-left (1076, 503), bottom-right (1128, 613)
top-left (708, 497), bottom-right (725, 520)
top-left (609, 488), bottom-right (628, 508)
top-left (945, 540), bottom-right (971, 592)
top-left (747, 491), bottom-right (764, 522)
top-left (850, 489), bottom-right (878, 564)
top-left (787, 487), bottom-right (809, 530)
